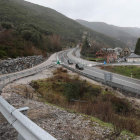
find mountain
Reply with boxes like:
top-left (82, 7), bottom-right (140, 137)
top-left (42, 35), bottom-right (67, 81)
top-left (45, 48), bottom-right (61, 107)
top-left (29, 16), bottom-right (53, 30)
top-left (118, 27), bottom-right (140, 38)
top-left (0, 0), bottom-right (126, 58)
top-left (76, 20), bottom-right (133, 38)
top-left (76, 19), bottom-right (139, 49)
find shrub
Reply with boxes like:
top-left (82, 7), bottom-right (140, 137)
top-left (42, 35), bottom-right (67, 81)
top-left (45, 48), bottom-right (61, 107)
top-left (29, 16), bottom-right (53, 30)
top-left (64, 83), bottom-right (80, 100)
top-left (0, 50), bottom-right (7, 58)
top-left (1, 22), bottom-right (12, 29)
top-left (21, 30), bottom-right (33, 41)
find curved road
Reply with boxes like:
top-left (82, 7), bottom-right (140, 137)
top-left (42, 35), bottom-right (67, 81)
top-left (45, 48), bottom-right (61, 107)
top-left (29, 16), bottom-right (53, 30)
top-left (0, 53), bottom-right (57, 79)
top-left (59, 49), bottom-right (140, 92)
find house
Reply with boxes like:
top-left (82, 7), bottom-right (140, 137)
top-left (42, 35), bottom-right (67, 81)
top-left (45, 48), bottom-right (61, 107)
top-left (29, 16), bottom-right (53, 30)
top-left (96, 48), bottom-right (117, 63)
top-left (126, 53), bottom-right (140, 62)
top-left (120, 46), bottom-right (131, 57)
top-left (114, 47), bottom-right (123, 57)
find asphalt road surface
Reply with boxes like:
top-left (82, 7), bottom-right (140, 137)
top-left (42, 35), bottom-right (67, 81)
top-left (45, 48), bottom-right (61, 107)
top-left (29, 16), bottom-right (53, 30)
top-left (59, 49), bottom-right (140, 92)
top-left (0, 53), bottom-right (57, 79)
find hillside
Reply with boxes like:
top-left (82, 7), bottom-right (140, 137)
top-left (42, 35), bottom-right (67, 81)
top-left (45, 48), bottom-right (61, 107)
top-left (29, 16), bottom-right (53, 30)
top-left (0, 0), bottom-right (126, 59)
top-left (76, 19), bottom-right (139, 49)
top-left (76, 19), bottom-right (134, 38)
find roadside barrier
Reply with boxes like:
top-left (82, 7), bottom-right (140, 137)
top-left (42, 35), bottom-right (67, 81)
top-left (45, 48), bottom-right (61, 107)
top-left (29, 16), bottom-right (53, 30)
top-left (59, 51), bottom-right (140, 96)
top-left (0, 63), bottom-right (57, 140)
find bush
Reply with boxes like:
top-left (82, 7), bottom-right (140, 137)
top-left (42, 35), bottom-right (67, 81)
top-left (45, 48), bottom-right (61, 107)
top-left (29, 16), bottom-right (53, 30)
top-left (64, 83), bottom-right (80, 100)
top-left (0, 50), bottom-right (7, 58)
top-left (1, 22), bottom-right (12, 29)
top-left (21, 30), bottom-right (33, 41)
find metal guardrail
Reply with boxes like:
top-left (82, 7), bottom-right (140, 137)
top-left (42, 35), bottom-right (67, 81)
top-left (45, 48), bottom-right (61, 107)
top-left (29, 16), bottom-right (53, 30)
top-left (61, 63), bottom-right (140, 95)
top-left (61, 51), bottom-right (140, 95)
top-left (0, 63), bottom-right (57, 140)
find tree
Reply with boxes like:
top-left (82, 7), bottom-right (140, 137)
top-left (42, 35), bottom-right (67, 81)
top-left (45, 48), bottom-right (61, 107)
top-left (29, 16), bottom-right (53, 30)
top-left (135, 38), bottom-right (140, 55)
top-left (83, 37), bottom-right (90, 48)
top-left (1, 22), bottom-right (12, 29)
top-left (21, 30), bottom-right (32, 41)
top-left (81, 37), bottom-right (90, 56)
top-left (90, 41), bottom-right (103, 54)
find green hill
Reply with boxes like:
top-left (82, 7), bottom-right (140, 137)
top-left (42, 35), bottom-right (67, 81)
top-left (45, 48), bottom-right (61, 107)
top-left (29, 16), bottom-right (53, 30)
top-left (76, 19), bottom-right (134, 38)
top-left (0, 0), bottom-right (125, 58)
top-left (76, 19), bottom-right (139, 50)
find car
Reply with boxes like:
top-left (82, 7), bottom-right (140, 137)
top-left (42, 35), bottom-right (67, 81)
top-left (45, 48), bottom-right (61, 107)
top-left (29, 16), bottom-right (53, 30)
top-left (75, 63), bottom-right (84, 70)
top-left (68, 60), bottom-right (73, 65)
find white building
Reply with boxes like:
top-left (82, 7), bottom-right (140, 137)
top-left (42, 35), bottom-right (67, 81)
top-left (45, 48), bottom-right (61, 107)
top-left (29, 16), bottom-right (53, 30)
top-left (114, 47), bottom-right (123, 58)
top-left (126, 53), bottom-right (140, 62)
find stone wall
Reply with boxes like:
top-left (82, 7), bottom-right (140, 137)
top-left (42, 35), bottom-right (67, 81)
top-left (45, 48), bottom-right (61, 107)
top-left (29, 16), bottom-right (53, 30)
top-left (0, 55), bottom-right (44, 74)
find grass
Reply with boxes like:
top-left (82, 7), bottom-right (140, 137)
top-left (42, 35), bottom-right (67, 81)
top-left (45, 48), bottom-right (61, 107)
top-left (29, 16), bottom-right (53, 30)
top-left (81, 56), bottom-right (106, 62)
top-left (100, 65), bottom-right (140, 79)
top-left (46, 101), bottom-right (137, 139)
top-left (30, 67), bottom-right (140, 136)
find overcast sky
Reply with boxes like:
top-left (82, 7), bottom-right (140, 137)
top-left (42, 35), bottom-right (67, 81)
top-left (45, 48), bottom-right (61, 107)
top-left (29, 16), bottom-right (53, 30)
top-left (25, 0), bottom-right (140, 28)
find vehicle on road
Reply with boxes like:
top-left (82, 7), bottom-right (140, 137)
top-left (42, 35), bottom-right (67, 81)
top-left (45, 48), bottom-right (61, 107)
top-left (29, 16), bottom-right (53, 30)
top-left (75, 63), bottom-right (84, 70)
top-left (68, 60), bottom-right (73, 65)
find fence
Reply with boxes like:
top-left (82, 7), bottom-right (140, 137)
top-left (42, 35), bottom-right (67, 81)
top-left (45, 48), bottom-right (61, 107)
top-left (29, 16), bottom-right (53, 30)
top-left (0, 63), bottom-right (57, 140)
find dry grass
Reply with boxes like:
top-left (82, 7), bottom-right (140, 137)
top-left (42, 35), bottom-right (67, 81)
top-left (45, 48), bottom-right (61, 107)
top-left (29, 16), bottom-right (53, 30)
top-left (30, 67), bottom-right (140, 136)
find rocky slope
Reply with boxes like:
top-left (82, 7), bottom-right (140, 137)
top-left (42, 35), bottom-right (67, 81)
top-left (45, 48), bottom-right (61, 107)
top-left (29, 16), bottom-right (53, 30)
top-left (0, 55), bottom-right (44, 74)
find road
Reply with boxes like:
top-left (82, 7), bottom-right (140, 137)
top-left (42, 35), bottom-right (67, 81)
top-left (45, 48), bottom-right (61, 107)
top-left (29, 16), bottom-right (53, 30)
top-left (58, 49), bottom-right (140, 92)
top-left (0, 53), bottom-right (57, 79)
top-left (69, 49), bottom-right (100, 66)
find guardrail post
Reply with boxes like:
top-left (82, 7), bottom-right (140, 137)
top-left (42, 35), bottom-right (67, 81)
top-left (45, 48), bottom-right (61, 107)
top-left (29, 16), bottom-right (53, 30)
top-left (22, 73), bottom-right (24, 78)
top-left (3, 79), bottom-right (5, 87)
top-left (121, 85), bottom-right (123, 93)
top-left (16, 74), bottom-right (17, 81)
top-left (17, 107), bottom-right (29, 140)
top-left (9, 76), bottom-right (11, 83)
top-left (0, 84), bottom-right (2, 95)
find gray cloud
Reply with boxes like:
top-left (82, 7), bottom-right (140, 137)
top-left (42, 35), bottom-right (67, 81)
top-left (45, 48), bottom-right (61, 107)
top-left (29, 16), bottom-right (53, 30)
top-left (25, 0), bottom-right (140, 27)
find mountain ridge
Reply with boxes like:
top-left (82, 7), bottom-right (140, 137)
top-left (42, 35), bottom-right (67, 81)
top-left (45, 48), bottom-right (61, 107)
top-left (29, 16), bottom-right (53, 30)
top-left (76, 19), bottom-right (137, 38)
top-left (76, 19), bottom-right (139, 49)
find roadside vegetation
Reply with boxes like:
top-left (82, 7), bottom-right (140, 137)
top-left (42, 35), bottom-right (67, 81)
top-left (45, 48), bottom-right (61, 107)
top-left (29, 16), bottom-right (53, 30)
top-left (30, 67), bottom-right (140, 136)
top-left (135, 38), bottom-right (140, 55)
top-left (0, 0), bottom-right (125, 59)
top-left (100, 65), bottom-right (140, 79)
top-left (0, 23), bottom-right (62, 59)
top-left (81, 56), bottom-right (106, 62)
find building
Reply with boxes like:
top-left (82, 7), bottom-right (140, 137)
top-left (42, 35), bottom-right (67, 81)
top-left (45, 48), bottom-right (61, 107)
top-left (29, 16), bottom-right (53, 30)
top-left (120, 46), bottom-right (131, 57)
top-left (96, 48), bottom-right (117, 63)
top-left (126, 53), bottom-right (140, 62)
top-left (114, 47), bottom-right (123, 57)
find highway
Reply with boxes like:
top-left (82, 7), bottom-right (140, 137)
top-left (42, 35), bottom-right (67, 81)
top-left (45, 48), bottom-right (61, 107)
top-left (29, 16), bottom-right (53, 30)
top-left (58, 49), bottom-right (140, 93)
top-left (72, 49), bottom-right (99, 66)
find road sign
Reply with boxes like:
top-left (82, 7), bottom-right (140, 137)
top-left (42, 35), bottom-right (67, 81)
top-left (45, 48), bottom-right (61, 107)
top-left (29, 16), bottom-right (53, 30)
top-left (57, 61), bottom-right (60, 64)
top-left (104, 73), bottom-right (113, 82)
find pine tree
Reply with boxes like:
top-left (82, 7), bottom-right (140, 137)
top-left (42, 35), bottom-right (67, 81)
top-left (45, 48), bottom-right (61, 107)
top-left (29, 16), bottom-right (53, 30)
top-left (81, 37), bottom-right (90, 56)
top-left (83, 37), bottom-right (89, 48)
top-left (135, 38), bottom-right (140, 55)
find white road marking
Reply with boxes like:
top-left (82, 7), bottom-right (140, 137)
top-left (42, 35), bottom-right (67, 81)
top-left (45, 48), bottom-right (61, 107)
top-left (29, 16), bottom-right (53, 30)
top-left (65, 50), bottom-right (140, 87)
top-left (84, 68), bottom-right (140, 87)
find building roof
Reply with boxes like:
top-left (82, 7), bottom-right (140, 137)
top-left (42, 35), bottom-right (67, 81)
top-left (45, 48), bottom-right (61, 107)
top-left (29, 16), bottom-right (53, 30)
top-left (131, 50), bottom-right (134, 53)
top-left (114, 47), bottom-right (122, 52)
top-left (122, 46), bottom-right (131, 52)
top-left (100, 48), bottom-right (115, 54)
top-left (127, 53), bottom-right (140, 58)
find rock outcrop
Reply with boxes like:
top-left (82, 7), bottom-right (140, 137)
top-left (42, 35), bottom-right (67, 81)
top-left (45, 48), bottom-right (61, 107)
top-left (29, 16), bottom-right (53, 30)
top-left (0, 55), bottom-right (44, 74)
